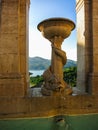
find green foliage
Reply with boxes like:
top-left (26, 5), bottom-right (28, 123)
top-left (30, 75), bottom-right (44, 87)
top-left (63, 66), bottom-right (77, 87)
top-left (30, 66), bottom-right (77, 88)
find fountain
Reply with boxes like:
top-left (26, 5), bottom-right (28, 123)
top-left (37, 17), bottom-right (75, 96)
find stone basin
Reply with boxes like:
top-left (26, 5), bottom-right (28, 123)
top-left (37, 17), bottom-right (75, 41)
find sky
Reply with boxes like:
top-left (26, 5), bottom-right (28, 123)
top-left (29, 0), bottom-right (77, 61)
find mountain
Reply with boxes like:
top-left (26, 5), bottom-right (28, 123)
top-left (29, 57), bottom-right (50, 70)
top-left (29, 56), bottom-right (77, 70)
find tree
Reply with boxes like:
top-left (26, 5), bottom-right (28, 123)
top-left (63, 66), bottom-right (77, 87)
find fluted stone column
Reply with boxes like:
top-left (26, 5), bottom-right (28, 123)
top-left (76, 0), bottom-right (93, 94)
top-left (76, 0), bottom-right (98, 95)
top-left (0, 0), bottom-right (30, 97)
top-left (89, 0), bottom-right (98, 95)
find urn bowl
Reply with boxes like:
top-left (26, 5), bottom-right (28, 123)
top-left (37, 17), bottom-right (75, 40)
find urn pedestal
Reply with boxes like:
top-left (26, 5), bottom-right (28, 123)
top-left (37, 18), bottom-right (75, 96)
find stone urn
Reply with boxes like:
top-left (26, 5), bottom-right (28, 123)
top-left (37, 17), bottom-right (75, 96)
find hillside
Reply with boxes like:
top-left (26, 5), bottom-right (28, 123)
top-left (29, 56), bottom-right (77, 70)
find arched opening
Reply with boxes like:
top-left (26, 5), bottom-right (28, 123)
top-left (29, 0), bottom-right (77, 96)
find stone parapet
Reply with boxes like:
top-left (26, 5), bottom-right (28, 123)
top-left (0, 95), bottom-right (98, 118)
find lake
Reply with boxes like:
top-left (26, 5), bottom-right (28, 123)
top-left (29, 70), bottom-right (45, 77)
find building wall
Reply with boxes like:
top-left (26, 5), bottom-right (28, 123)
top-left (0, 1), bottom-right (98, 129)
